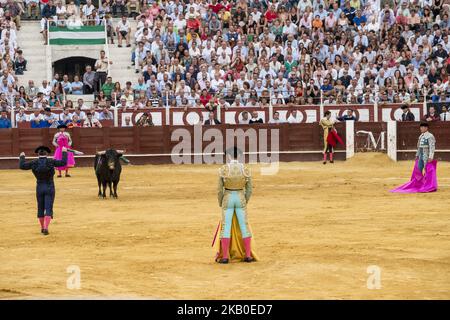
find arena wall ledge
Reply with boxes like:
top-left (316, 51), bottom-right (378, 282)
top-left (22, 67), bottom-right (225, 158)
top-left (9, 103), bottom-right (425, 127)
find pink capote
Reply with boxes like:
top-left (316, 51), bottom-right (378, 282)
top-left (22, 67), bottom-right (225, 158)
top-left (390, 160), bottom-right (438, 193)
top-left (54, 133), bottom-right (75, 170)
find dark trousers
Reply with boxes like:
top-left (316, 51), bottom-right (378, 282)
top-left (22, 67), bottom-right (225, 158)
top-left (95, 72), bottom-right (107, 93)
top-left (36, 182), bottom-right (55, 217)
top-left (83, 84), bottom-right (94, 94)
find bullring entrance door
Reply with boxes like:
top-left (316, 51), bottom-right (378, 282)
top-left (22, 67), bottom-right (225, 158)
top-left (53, 56), bottom-right (97, 82)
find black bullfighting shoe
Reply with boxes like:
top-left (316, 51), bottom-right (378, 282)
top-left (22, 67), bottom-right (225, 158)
top-left (41, 229), bottom-right (44, 234)
top-left (218, 259), bottom-right (229, 264)
top-left (42, 229), bottom-right (49, 235)
top-left (243, 257), bottom-right (254, 263)
top-left (323, 161), bottom-right (327, 165)
top-left (330, 160), bottom-right (334, 163)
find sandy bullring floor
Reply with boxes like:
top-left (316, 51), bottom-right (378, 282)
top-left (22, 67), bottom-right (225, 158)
top-left (0, 153), bottom-right (449, 299)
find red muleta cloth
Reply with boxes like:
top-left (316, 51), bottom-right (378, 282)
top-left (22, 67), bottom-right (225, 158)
top-left (326, 129), bottom-right (344, 147)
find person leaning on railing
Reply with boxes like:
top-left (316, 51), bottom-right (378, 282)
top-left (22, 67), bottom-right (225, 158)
top-left (135, 112), bottom-right (154, 127)
top-left (83, 112), bottom-right (102, 128)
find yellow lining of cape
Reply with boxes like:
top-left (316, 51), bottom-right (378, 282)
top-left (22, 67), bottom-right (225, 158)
top-left (213, 212), bottom-right (259, 262)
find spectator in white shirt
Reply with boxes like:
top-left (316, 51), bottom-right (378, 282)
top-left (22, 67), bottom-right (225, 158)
top-left (287, 110), bottom-right (302, 124)
top-left (238, 111), bottom-right (250, 124)
top-left (15, 107), bottom-right (28, 123)
top-left (83, 112), bottom-right (102, 127)
top-left (440, 106), bottom-right (450, 121)
top-left (39, 80), bottom-right (52, 100)
top-left (116, 15), bottom-right (131, 47)
top-left (82, 0), bottom-right (95, 18)
top-left (122, 115), bottom-right (133, 127)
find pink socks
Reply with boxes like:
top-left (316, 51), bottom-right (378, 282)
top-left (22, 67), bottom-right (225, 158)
top-left (330, 153), bottom-right (334, 161)
top-left (221, 238), bottom-right (230, 259)
top-left (44, 216), bottom-right (52, 230)
top-left (323, 153), bottom-right (327, 161)
top-left (38, 217), bottom-right (45, 229)
top-left (243, 237), bottom-right (252, 258)
top-left (221, 237), bottom-right (252, 259)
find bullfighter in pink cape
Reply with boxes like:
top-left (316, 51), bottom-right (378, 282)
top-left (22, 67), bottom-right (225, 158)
top-left (52, 124), bottom-right (76, 177)
top-left (391, 122), bottom-right (438, 193)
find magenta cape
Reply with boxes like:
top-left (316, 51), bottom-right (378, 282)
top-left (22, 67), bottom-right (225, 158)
top-left (54, 133), bottom-right (75, 170)
top-left (390, 160), bottom-right (438, 193)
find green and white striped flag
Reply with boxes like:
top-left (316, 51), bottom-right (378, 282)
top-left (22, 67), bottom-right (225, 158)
top-left (49, 26), bottom-right (106, 45)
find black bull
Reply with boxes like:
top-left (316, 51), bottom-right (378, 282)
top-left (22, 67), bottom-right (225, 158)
top-left (94, 149), bottom-right (123, 198)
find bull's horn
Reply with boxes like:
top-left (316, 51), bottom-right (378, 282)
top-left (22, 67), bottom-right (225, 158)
top-left (116, 149), bottom-right (125, 154)
top-left (96, 150), bottom-right (106, 155)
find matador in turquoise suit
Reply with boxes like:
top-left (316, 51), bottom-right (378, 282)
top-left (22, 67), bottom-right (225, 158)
top-left (416, 122), bottom-right (436, 173)
top-left (213, 147), bottom-right (258, 264)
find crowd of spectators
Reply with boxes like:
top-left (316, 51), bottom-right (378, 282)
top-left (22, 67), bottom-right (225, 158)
top-left (113, 0), bottom-right (450, 110)
top-left (2, 0), bottom-right (450, 129)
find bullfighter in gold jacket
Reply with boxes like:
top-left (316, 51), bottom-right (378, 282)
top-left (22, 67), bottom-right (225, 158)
top-left (213, 147), bottom-right (258, 264)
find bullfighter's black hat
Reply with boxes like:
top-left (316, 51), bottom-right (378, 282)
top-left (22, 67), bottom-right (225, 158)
top-left (34, 146), bottom-right (51, 154)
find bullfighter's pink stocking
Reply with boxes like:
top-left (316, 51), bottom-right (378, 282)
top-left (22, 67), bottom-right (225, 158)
top-left (221, 238), bottom-right (230, 259)
top-left (243, 237), bottom-right (252, 258)
top-left (44, 216), bottom-right (52, 229)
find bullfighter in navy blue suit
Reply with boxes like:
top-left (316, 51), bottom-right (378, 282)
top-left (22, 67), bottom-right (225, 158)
top-left (19, 146), bottom-right (67, 235)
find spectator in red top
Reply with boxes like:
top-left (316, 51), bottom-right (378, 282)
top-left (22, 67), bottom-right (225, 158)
top-left (264, 4), bottom-right (278, 24)
top-left (209, 0), bottom-right (224, 15)
top-left (186, 7), bottom-right (200, 31)
top-left (200, 89), bottom-right (212, 106)
top-left (423, 106), bottom-right (440, 122)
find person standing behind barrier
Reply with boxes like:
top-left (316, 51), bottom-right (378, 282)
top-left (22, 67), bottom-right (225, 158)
top-left (122, 115), bottom-right (133, 127)
top-left (423, 106), bottom-right (440, 122)
top-left (337, 109), bottom-right (358, 121)
top-left (249, 111), bottom-right (263, 124)
top-left (83, 112), bottom-right (102, 128)
top-left (400, 104), bottom-right (415, 121)
top-left (440, 106), bottom-right (450, 121)
top-left (136, 113), bottom-right (154, 127)
top-left (0, 110), bottom-right (11, 128)
top-left (320, 111), bottom-right (335, 164)
top-left (204, 111), bottom-right (221, 125)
